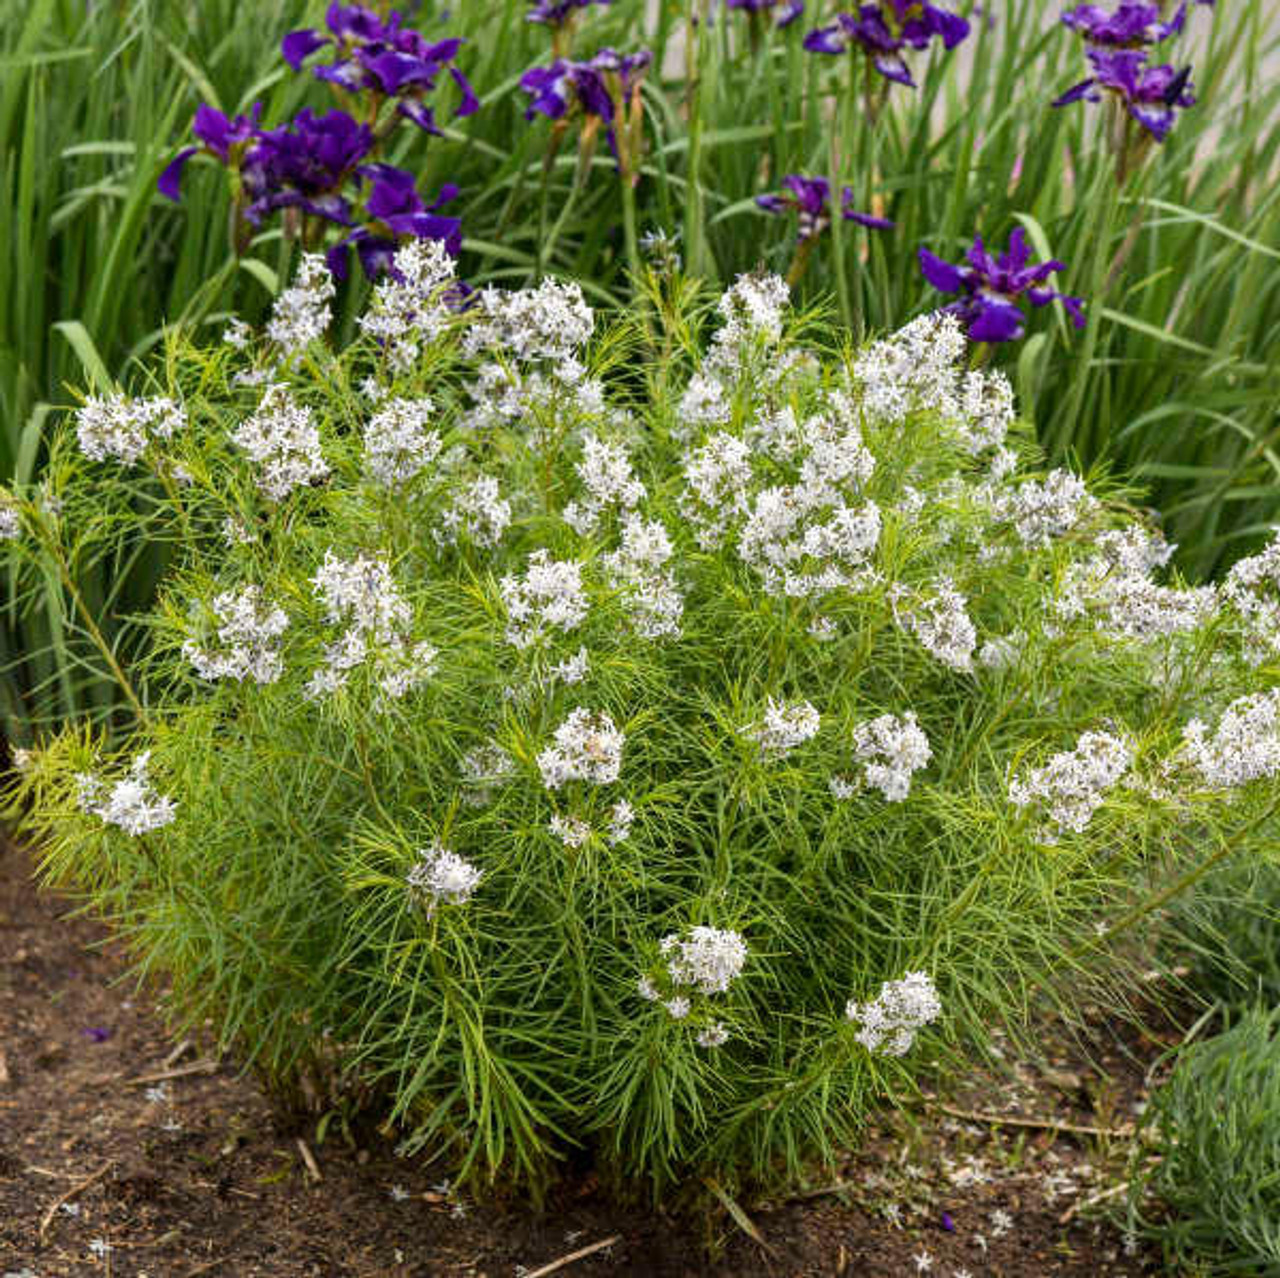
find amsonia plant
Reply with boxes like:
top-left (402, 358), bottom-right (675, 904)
top-left (4, 248), bottom-right (1279, 1200)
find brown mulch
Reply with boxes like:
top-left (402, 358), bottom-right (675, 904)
top-left (0, 836), bottom-right (1174, 1277)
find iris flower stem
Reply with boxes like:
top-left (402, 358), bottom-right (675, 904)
top-left (968, 341), bottom-right (994, 370)
top-left (540, 151), bottom-right (586, 279)
top-left (786, 237), bottom-right (815, 287)
top-left (620, 171), bottom-right (642, 298)
top-left (683, 0), bottom-right (710, 281)
top-left (827, 63), bottom-right (856, 333)
top-left (1055, 159), bottom-right (1118, 456)
top-left (535, 124), bottom-right (571, 279)
top-left (1103, 166), bottom-right (1154, 297)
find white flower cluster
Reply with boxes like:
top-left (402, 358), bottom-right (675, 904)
top-left (672, 273), bottom-right (791, 437)
top-left (1009, 730), bottom-right (1132, 837)
top-left (1048, 525), bottom-right (1214, 642)
top-left (682, 392), bottom-right (879, 599)
top-left (231, 385), bottom-right (330, 502)
top-left (462, 360), bottom-right (608, 438)
top-left (75, 394), bottom-right (186, 467)
top-left (223, 317), bottom-right (252, 350)
top-left (607, 799), bottom-right (636, 844)
top-left (459, 742), bottom-right (516, 806)
top-left (306, 551), bottom-right (436, 702)
top-left (893, 579), bottom-right (977, 671)
top-left (0, 491), bottom-right (19, 541)
top-left (705, 272), bottom-right (791, 372)
top-left (992, 470), bottom-right (1095, 548)
top-left (183, 585), bottom-right (289, 685)
top-left (265, 253), bottom-right (335, 353)
top-left (500, 550), bottom-right (589, 649)
top-left (742, 697), bottom-right (821, 761)
top-left (222, 514), bottom-right (257, 547)
top-left (1182, 689), bottom-right (1280, 789)
top-left (1053, 561), bottom-right (1215, 643)
top-left (435, 475), bottom-right (511, 551)
top-left (313, 551), bottom-right (410, 634)
top-left (978, 630), bottom-right (1026, 671)
top-left (550, 646), bottom-right (590, 684)
top-left (407, 840), bottom-right (482, 915)
top-left (563, 433), bottom-right (645, 535)
top-left (537, 707), bottom-right (624, 788)
top-left (794, 392), bottom-right (877, 496)
top-left (678, 372), bottom-right (730, 429)
top-left (955, 370), bottom-right (1016, 455)
top-left (846, 971), bottom-right (941, 1056)
top-left (546, 801), bottom-right (633, 849)
top-left (832, 712), bottom-right (932, 802)
top-left (549, 812), bottom-right (592, 848)
top-left (358, 239), bottom-right (456, 371)
top-left (738, 487), bottom-right (882, 599)
top-left (461, 278), bottom-right (594, 363)
top-left (76, 752), bottom-right (176, 836)
top-left (680, 433), bottom-right (753, 549)
top-left (364, 397), bottom-right (442, 489)
top-left (1097, 526), bottom-right (1176, 575)
top-left (851, 312), bottom-right (968, 428)
top-left (599, 514), bottom-right (684, 639)
top-left (1222, 533), bottom-right (1280, 665)
top-left (662, 926), bottom-right (748, 995)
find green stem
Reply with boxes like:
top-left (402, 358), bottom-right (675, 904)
top-left (1093, 799), bottom-right (1280, 950)
top-left (47, 536), bottom-right (146, 723)
top-left (622, 162), bottom-right (641, 270)
top-left (683, 0), bottom-right (711, 281)
top-left (786, 238), bottom-right (814, 288)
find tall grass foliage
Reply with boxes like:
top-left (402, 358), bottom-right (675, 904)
top-left (0, 0), bottom-right (318, 730)
top-left (5, 251), bottom-right (1280, 1200)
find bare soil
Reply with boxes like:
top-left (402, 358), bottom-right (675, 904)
top-left (0, 836), bottom-right (1174, 1277)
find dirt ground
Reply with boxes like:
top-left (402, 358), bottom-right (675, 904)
top-left (0, 835), bottom-right (1176, 1277)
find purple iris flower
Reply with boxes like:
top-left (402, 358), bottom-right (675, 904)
top-left (1053, 47), bottom-right (1195, 140)
top-left (157, 103), bottom-right (262, 202)
top-left (282, 4), bottom-right (478, 136)
top-left (757, 174), bottom-right (893, 241)
top-left (521, 58), bottom-right (614, 122)
top-left (804, 2), bottom-right (969, 87)
top-left (326, 164), bottom-right (461, 280)
top-left (239, 108), bottom-right (375, 226)
top-left (520, 47), bottom-right (651, 162)
top-left (526, 0), bottom-right (614, 26)
top-left (918, 228), bottom-right (1086, 343)
top-left (727, 0), bottom-right (806, 28)
top-left (1061, 2), bottom-right (1186, 46)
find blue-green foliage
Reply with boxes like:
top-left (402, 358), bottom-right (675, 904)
top-left (1130, 1006), bottom-right (1280, 1274)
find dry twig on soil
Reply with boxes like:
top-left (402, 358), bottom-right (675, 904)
top-left (38, 1159), bottom-right (114, 1241)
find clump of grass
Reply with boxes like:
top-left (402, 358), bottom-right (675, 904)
top-left (1128, 1006), bottom-right (1280, 1273)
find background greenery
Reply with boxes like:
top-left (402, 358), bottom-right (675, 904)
top-left (3, 0), bottom-right (1278, 730)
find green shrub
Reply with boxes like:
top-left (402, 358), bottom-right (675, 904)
top-left (1129, 1006), bottom-right (1280, 1275)
top-left (5, 253), bottom-right (1280, 1201)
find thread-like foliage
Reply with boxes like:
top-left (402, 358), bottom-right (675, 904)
top-left (5, 254), bottom-right (1280, 1201)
